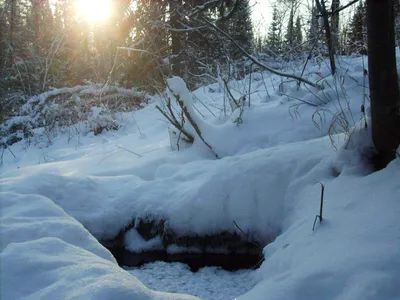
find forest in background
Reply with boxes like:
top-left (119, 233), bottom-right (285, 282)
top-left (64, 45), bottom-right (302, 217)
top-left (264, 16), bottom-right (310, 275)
top-left (0, 0), bottom-right (390, 108)
top-left (1, 0), bottom-right (400, 168)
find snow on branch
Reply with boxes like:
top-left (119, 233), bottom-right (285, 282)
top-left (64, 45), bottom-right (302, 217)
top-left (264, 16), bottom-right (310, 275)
top-left (159, 77), bottom-right (219, 158)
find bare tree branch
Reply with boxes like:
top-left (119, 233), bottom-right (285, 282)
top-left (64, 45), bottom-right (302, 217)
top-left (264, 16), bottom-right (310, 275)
top-left (317, 0), bottom-right (359, 17)
top-left (201, 18), bottom-right (323, 90)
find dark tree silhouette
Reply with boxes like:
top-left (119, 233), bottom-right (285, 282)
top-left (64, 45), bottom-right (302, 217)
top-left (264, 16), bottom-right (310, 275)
top-left (367, 0), bottom-right (400, 169)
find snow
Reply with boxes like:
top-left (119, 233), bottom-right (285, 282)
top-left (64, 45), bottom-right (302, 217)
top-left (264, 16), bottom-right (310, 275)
top-left (0, 192), bottom-right (114, 260)
top-left (244, 159), bottom-right (400, 300)
top-left (125, 228), bottom-right (162, 252)
top-left (0, 193), bottom-right (196, 300)
top-left (127, 262), bottom-right (257, 300)
top-left (0, 136), bottom-right (332, 241)
top-left (1, 238), bottom-right (196, 300)
top-left (318, 16), bottom-right (324, 27)
top-left (1, 53), bottom-right (400, 299)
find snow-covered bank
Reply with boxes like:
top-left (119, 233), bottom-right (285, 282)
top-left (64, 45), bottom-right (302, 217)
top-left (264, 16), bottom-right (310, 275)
top-left (242, 157), bottom-right (400, 300)
top-left (0, 135), bottom-right (333, 242)
top-left (0, 192), bottom-right (197, 300)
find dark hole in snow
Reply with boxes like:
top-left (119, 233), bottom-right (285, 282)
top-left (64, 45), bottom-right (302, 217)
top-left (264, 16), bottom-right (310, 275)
top-left (101, 218), bottom-right (270, 272)
top-left (107, 247), bottom-right (264, 272)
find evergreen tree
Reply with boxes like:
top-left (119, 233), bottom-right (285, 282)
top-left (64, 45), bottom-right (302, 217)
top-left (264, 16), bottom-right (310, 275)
top-left (308, 4), bottom-right (319, 41)
top-left (294, 15), bottom-right (303, 50)
top-left (285, 7), bottom-right (295, 49)
top-left (267, 5), bottom-right (281, 55)
top-left (228, 0), bottom-right (253, 59)
top-left (126, 0), bottom-right (169, 87)
top-left (307, 2), bottom-right (326, 58)
top-left (169, 0), bottom-right (183, 75)
top-left (348, 1), bottom-right (366, 54)
top-left (0, 3), bottom-right (6, 76)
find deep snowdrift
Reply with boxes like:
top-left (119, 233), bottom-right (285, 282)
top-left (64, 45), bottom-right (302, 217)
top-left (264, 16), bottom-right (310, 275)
top-left (243, 158), bottom-right (400, 300)
top-left (0, 193), bottom-right (197, 300)
top-left (1, 54), bottom-right (399, 299)
top-left (1, 136), bottom-right (333, 242)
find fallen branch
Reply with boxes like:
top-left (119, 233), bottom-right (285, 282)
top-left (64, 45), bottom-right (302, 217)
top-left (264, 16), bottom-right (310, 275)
top-left (173, 92), bottom-right (219, 159)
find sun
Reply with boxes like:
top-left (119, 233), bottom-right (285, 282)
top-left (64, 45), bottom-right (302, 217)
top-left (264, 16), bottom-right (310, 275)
top-left (75, 0), bottom-right (111, 22)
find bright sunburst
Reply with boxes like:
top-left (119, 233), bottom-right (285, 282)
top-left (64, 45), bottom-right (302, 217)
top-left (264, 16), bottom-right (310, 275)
top-left (75, 0), bottom-right (111, 22)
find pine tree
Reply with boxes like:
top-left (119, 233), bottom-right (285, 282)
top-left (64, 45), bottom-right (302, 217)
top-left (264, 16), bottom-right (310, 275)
top-left (228, 0), bottom-right (254, 59)
top-left (308, 4), bottom-right (319, 41)
top-left (125, 0), bottom-right (169, 87)
top-left (169, 0), bottom-right (183, 75)
top-left (307, 2), bottom-right (325, 58)
top-left (294, 15), bottom-right (303, 50)
top-left (348, 1), bottom-right (366, 54)
top-left (0, 3), bottom-right (6, 76)
top-left (267, 5), bottom-right (281, 55)
top-left (285, 7), bottom-right (295, 49)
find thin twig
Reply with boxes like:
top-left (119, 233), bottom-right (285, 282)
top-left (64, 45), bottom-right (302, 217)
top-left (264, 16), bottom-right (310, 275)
top-left (233, 220), bottom-right (261, 249)
top-left (115, 145), bottom-right (143, 157)
top-left (200, 18), bottom-right (323, 90)
top-left (312, 183), bottom-right (325, 231)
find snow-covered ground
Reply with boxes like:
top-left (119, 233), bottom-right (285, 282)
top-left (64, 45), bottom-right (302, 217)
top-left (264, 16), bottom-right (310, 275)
top-left (1, 54), bottom-right (400, 300)
top-left (127, 262), bottom-right (257, 300)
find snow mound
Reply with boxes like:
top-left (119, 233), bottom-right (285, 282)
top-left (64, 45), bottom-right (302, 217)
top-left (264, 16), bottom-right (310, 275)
top-left (0, 192), bottom-right (197, 300)
top-left (0, 136), bottom-right (333, 242)
top-left (1, 238), bottom-right (197, 300)
top-left (241, 159), bottom-right (400, 300)
top-left (0, 192), bottom-right (114, 261)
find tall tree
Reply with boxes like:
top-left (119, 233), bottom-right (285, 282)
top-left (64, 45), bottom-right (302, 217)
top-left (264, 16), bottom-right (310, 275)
top-left (267, 5), bottom-right (281, 55)
top-left (315, 0), bottom-right (336, 74)
top-left (347, 1), bottom-right (366, 54)
top-left (169, 0), bottom-right (183, 75)
top-left (8, 0), bottom-right (17, 67)
top-left (308, 2), bottom-right (319, 42)
top-left (366, 0), bottom-right (400, 169)
top-left (330, 0), bottom-right (340, 53)
top-left (0, 3), bottom-right (6, 75)
top-left (285, 6), bottom-right (295, 49)
top-left (294, 15), bottom-right (303, 50)
top-left (228, 0), bottom-right (253, 59)
top-left (126, 0), bottom-right (169, 87)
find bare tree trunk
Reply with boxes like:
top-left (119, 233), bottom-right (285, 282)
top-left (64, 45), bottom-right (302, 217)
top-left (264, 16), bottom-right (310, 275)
top-left (0, 7), bottom-right (6, 75)
top-left (315, 0), bottom-right (336, 75)
top-left (33, 0), bottom-right (41, 40)
top-left (169, 0), bottom-right (182, 76)
top-left (367, 0), bottom-right (400, 169)
top-left (330, 0), bottom-right (340, 53)
top-left (8, 0), bottom-right (17, 67)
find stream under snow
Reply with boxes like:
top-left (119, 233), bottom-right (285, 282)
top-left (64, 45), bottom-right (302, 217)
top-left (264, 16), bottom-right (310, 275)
top-left (126, 262), bottom-right (258, 300)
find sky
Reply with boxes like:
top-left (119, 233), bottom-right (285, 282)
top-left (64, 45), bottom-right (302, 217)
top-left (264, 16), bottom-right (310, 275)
top-left (250, 0), bottom-right (273, 35)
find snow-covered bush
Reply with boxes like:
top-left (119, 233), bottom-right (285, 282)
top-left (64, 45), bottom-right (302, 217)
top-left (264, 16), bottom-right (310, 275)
top-left (0, 85), bottom-right (147, 147)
